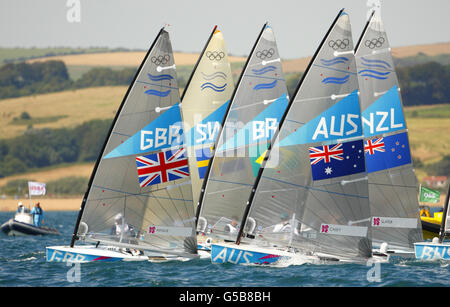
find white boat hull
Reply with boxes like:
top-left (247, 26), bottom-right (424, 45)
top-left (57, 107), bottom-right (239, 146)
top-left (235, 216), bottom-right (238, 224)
top-left (414, 242), bottom-right (450, 260)
top-left (46, 245), bottom-right (197, 263)
top-left (210, 243), bottom-right (387, 265)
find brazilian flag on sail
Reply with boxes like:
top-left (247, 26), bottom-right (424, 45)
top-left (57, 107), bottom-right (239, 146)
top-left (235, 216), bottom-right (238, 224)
top-left (419, 186), bottom-right (440, 203)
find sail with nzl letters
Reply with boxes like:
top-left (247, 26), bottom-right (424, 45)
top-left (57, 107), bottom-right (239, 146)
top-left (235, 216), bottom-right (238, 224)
top-left (181, 26), bottom-right (235, 211)
top-left (237, 10), bottom-right (373, 262)
top-left (48, 28), bottom-right (199, 262)
top-left (355, 11), bottom-right (423, 252)
top-left (195, 23), bottom-right (289, 242)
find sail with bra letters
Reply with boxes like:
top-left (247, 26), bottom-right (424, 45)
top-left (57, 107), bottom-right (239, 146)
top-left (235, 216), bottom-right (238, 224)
top-left (195, 23), bottom-right (289, 242)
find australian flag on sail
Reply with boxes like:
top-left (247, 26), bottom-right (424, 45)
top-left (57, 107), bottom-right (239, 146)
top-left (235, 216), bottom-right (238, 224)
top-left (195, 147), bottom-right (213, 179)
top-left (136, 148), bottom-right (189, 187)
top-left (309, 140), bottom-right (365, 181)
top-left (364, 132), bottom-right (411, 173)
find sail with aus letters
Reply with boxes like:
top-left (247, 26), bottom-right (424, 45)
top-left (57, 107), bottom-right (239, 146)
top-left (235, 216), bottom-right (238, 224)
top-left (237, 10), bottom-right (373, 262)
top-left (181, 26), bottom-right (235, 211)
top-left (355, 11), bottom-right (423, 253)
top-left (195, 23), bottom-right (289, 242)
top-left (47, 28), bottom-right (199, 262)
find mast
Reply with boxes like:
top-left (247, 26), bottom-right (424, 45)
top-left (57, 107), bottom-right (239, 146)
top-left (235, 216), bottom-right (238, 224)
top-left (194, 23), bottom-right (268, 227)
top-left (439, 184), bottom-right (450, 243)
top-left (236, 9), bottom-right (344, 244)
top-left (70, 28), bottom-right (165, 247)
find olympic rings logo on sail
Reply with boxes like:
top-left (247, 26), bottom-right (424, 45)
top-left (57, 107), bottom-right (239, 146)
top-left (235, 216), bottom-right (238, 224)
top-left (205, 51), bottom-right (225, 61)
top-left (256, 48), bottom-right (275, 60)
top-left (151, 54), bottom-right (171, 65)
top-left (328, 39), bottom-right (349, 50)
top-left (365, 37), bottom-right (385, 49)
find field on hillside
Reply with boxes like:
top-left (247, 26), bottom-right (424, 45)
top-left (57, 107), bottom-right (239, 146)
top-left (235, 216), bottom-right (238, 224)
top-left (25, 42), bottom-right (450, 74)
top-left (28, 51), bottom-right (247, 67)
top-left (0, 86), bottom-right (126, 139)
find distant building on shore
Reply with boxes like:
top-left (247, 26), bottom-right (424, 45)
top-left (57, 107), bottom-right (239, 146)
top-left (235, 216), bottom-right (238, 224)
top-left (423, 176), bottom-right (448, 188)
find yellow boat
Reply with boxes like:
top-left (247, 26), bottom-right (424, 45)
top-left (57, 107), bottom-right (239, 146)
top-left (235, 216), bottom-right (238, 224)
top-left (419, 206), bottom-right (443, 240)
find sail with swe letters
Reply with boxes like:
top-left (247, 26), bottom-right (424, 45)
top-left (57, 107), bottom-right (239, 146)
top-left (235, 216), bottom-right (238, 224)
top-left (72, 28), bottom-right (197, 256)
top-left (355, 11), bottom-right (423, 250)
top-left (196, 24), bottom-right (289, 242)
top-left (181, 26), bottom-right (235, 209)
top-left (240, 11), bottom-right (373, 261)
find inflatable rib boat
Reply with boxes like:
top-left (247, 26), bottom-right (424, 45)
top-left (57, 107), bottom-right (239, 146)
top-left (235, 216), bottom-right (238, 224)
top-left (0, 212), bottom-right (60, 236)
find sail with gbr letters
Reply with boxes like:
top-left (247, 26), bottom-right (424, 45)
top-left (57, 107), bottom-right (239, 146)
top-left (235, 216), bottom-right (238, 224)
top-left (70, 28), bottom-right (198, 257)
top-left (195, 23), bottom-right (289, 242)
top-left (354, 11), bottom-right (423, 251)
top-left (238, 10), bottom-right (373, 261)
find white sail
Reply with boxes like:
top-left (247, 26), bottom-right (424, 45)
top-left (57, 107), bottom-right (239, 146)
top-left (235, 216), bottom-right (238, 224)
top-left (355, 11), bottom-right (423, 251)
top-left (71, 28), bottom-right (197, 257)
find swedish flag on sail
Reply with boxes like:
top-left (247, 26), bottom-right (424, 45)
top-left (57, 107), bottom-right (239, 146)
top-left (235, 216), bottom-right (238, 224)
top-left (196, 147), bottom-right (213, 179)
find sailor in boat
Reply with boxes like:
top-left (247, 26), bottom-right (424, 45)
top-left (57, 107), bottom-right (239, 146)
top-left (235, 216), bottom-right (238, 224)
top-left (16, 202), bottom-right (24, 213)
top-left (224, 216), bottom-right (239, 235)
top-left (273, 212), bottom-right (292, 233)
top-left (30, 202), bottom-right (44, 227)
top-left (110, 213), bottom-right (142, 256)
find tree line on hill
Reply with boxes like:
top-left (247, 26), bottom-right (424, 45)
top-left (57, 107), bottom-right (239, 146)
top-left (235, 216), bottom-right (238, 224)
top-left (0, 59), bottom-right (449, 106)
top-left (0, 119), bottom-right (110, 178)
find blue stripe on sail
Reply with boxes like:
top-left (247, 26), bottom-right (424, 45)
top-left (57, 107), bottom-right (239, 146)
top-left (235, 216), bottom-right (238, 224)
top-left (322, 75), bottom-right (349, 84)
top-left (360, 74), bottom-right (388, 80)
top-left (361, 57), bottom-right (391, 68)
top-left (251, 65), bottom-right (277, 75)
top-left (321, 57), bottom-right (349, 63)
top-left (144, 89), bottom-right (171, 97)
top-left (320, 57), bottom-right (349, 66)
top-left (358, 69), bottom-right (391, 76)
top-left (253, 79), bottom-right (278, 90)
top-left (360, 62), bottom-right (391, 70)
top-left (148, 73), bottom-right (173, 81)
top-left (200, 82), bottom-right (227, 92)
top-left (201, 72), bottom-right (227, 80)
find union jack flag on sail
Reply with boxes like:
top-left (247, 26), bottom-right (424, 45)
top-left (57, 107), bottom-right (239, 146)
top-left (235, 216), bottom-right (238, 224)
top-left (136, 148), bottom-right (189, 187)
top-left (364, 138), bottom-right (385, 155)
top-left (309, 144), bottom-right (344, 165)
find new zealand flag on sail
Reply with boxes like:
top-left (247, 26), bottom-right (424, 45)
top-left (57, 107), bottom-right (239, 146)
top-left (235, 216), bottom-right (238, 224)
top-left (364, 132), bottom-right (411, 173)
top-left (309, 139), bottom-right (365, 181)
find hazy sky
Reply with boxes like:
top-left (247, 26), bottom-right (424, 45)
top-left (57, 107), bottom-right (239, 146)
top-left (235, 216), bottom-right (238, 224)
top-left (1, 0), bottom-right (449, 59)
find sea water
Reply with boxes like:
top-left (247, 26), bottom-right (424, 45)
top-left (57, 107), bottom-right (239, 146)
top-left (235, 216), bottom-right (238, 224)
top-left (0, 211), bottom-right (449, 287)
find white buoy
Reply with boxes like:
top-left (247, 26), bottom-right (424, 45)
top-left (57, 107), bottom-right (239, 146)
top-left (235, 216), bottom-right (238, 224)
top-left (380, 242), bottom-right (389, 254)
top-left (432, 237), bottom-right (440, 244)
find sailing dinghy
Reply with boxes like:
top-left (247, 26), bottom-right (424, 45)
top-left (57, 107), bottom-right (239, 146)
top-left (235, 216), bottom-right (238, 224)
top-left (415, 185), bottom-right (450, 260)
top-left (355, 11), bottom-right (423, 259)
top-left (46, 28), bottom-right (202, 263)
top-left (211, 10), bottom-right (380, 265)
top-left (195, 23), bottom-right (289, 248)
top-left (180, 26), bottom-right (235, 252)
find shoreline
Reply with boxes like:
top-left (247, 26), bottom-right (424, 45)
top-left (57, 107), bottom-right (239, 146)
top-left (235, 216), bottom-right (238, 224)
top-left (0, 198), bottom-right (82, 212)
